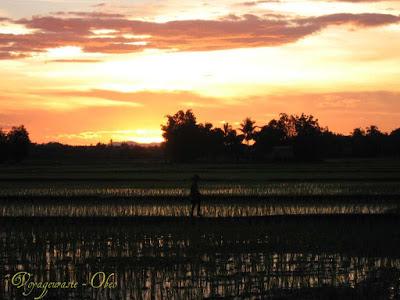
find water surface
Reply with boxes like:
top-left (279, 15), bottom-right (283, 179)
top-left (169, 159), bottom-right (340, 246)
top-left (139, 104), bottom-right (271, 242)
top-left (1, 216), bottom-right (400, 299)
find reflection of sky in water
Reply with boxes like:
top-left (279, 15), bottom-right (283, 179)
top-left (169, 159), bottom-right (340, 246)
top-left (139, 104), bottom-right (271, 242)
top-left (1, 218), bottom-right (400, 299)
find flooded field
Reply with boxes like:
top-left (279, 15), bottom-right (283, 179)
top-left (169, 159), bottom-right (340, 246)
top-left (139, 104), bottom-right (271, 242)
top-left (0, 196), bottom-right (399, 217)
top-left (1, 159), bottom-right (399, 298)
top-left (0, 182), bottom-right (399, 217)
top-left (1, 159), bottom-right (399, 217)
top-left (1, 216), bottom-right (400, 299)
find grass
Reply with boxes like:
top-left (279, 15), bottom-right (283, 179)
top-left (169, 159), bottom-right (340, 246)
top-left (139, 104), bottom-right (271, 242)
top-left (0, 158), bottom-right (399, 217)
top-left (1, 182), bottom-right (400, 197)
top-left (1, 158), bottom-right (400, 183)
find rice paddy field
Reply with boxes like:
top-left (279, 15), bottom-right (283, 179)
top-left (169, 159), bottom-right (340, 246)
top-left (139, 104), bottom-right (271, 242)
top-left (2, 216), bottom-right (400, 299)
top-left (0, 158), bottom-right (399, 217)
top-left (1, 158), bottom-right (400, 299)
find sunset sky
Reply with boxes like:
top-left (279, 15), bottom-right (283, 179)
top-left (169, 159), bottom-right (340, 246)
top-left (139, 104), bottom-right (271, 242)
top-left (1, 0), bottom-right (400, 144)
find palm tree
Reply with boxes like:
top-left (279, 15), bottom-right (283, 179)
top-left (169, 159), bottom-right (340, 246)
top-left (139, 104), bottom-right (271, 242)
top-left (240, 118), bottom-right (256, 145)
top-left (223, 123), bottom-right (232, 137)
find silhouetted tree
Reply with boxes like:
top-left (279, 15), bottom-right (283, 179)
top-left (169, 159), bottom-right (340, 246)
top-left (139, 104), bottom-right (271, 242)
top-left (160, 109), bottom-right (398, 162)
top-left (0, 129), bottom-right (8, 162)
top-left (7, 125), bottom-right (31, 162)
top-left (223, 123), bottom-right (231, 137)
top-left (390, 128), bottom-right (400, 157)
top-left (30, 142), bottom-right (162, 160)
top-left (365, 125), bottom-right (386, 157)
top-left (161, 110), bottom-right (202, 162)
top-left (254, 115), bottom-right (290, 155)
top-left (240, 118), bottom-right (256, 145)
top-left (350, 126), bottom-right (387, 157)
top-left (291, 114), bottom-right (323, 161)
top-left (198, 123), bottom-right (225, 160)
top-left (366, 125), bottom-right (382, 137)
top-left (320, 130), bottom-right (350, 158)
top-left (222, 123), bottom-right (244, 161)
top-left (351, 128), bottom-right (367, 157)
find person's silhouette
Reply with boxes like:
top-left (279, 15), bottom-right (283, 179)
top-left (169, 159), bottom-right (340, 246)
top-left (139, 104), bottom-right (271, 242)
top-left (190, 174), bottom-right (201, 217)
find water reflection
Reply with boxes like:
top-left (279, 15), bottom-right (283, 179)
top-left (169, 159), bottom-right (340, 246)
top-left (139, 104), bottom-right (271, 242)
top-left (1, 217), bottom-right (400, 299)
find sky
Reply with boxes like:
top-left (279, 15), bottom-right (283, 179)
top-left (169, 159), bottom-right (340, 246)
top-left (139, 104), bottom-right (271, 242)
top-left (0, 0), bottom-right (400, 144)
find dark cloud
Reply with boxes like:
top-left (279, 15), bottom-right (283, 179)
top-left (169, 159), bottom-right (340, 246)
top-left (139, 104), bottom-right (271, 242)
top-left (92, 3), bottom-right (106, 8)
top-left (52, 11), bottom-right (126, 18)
top-left (304, 13), bottom-right (400, 27)
top-left (0, 12), bottom-right (399, 59)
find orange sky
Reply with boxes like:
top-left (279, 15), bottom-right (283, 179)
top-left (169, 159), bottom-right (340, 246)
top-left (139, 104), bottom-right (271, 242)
top-left (1, 0), bottom-right (400, 144)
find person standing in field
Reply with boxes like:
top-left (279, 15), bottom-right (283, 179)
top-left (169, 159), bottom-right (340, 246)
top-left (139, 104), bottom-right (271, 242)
top-left (190, 175), bottom-right (202, 217)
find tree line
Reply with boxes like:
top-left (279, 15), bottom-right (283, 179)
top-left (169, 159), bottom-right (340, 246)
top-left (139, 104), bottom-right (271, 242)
top-left (161, 110), bottom-right (400, 162)
top-left (0, 126), bottom-right (31, 162)
top-left (1, 110), bottom-right (400, 162)
top-left (31, 142), bottom-right (162, 160)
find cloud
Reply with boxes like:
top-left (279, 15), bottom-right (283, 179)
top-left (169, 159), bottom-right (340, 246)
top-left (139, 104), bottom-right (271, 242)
top-left (0, 52), bottom-right (28, 60)
top-left (47, 59), bottom-right (102, 63)
top-left (318, 96), bottom-right (362, 108)
top-left (92, 3), bottom-right (106, 8)
top-left (0, 11), bottom-right (399, 59)
top-left (330, 0), bottom-right (399, 2)
top-left (36, 89), bottom-right (223, 108)
top-left (237, 0), bottom-right (280, 6)
top-left (51, 11), bottom-right (126, 18)
top-left (0, 88), bottom-right (144, 111)
top-left (49, 89), bottom-right (400, 121)
top-left (309, 13), bottom-right (400, 27)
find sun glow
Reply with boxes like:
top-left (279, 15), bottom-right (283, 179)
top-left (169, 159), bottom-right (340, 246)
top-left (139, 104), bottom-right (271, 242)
top-left (110, 129), bottom-right (164, 144)
top-left (0, 23), bottom-right (35, 35)
top-left (46, 46), bottom-right (83, 58)
top-left (127, 136), bottom-right (164, 144)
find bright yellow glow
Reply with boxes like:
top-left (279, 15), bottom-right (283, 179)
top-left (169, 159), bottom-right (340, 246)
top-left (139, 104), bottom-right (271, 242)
top-left (127, 136), bottom-right (164, 144)
top-left (123, 128), bottom-right (164, 143)
top-left (46, 46), bottom-right (83, 58)
top-left (122, 34), bottom-right (152, 39)
top-left (0, 23), bottom-right (36, 35)
top-left (91, 29), bottom-right (118, 35)
top-left (124, 41), bottom-right (149, 46)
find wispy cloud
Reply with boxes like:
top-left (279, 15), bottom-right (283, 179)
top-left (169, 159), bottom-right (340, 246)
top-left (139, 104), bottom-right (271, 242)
top-left (236, 0), bottom-right (280, 7)
top-left (0, 88), bottom-right (144, 111)
top-left (35, 89), bottom-right (224, 109)
top-left (47, 59), bottom-right (102, 63)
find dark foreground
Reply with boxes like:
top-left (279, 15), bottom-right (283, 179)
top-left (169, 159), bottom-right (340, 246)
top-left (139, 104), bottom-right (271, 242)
top-left (1, 215), bottom-right (400, 299)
